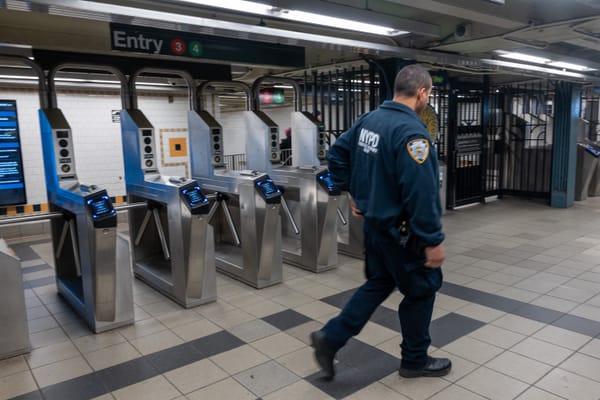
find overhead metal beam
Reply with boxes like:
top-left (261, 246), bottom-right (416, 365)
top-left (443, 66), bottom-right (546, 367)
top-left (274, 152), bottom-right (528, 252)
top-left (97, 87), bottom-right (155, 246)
top-left (264, 0), bottom-right (440, 37)
top-left (383, 0), bottom-right (527, 30)
top-left (6, 0), bottom-right (599, 82)
top-left (574, 0), bottom-right (600, 8)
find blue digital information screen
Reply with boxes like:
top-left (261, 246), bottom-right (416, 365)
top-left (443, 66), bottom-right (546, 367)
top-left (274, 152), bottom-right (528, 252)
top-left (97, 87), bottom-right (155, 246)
top-left (0, 100), bottom-right (26, 206)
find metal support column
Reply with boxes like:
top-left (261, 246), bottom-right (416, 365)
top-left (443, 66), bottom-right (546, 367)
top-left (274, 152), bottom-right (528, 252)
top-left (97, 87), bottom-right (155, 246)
top-left (551, 82), bottom-right (582, 208)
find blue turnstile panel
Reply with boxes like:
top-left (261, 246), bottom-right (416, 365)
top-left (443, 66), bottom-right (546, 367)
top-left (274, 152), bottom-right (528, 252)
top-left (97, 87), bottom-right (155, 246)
top-left (317, 170), bottom-right (341, 196)
top-left (180, 183), bottom-right (210, 214)
top-left (254, 176), bottom-right (282, 204)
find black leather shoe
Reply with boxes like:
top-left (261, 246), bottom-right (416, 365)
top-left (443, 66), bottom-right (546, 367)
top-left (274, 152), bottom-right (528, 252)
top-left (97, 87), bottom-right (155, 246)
top-left (310, 331), bottom-right (336, 380)
top-left (398, 357), bottom-right (452, 378)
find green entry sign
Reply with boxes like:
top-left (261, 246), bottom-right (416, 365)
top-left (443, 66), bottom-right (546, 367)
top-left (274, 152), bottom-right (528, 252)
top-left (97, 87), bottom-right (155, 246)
top-left (110, 23), bottom-right (305, 68)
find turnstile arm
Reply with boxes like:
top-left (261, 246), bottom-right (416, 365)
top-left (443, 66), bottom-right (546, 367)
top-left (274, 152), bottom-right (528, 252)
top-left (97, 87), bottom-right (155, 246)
top-left (336, 207), bottom-right (348, 226)
top-left (134, 207), bottom-right (171, 261)
top-left (206, 201), bottom-right (220, 223)
top-left (56, 220), bottom-right (70, 258)
top-left (152, 209), bottom-right (171, 261)
top-left (68, 219), bottom-right (82, 277)
top-left (134, 210), bottom-right (152, 246)
top-left (280, 197), bottom-right (300, 235)
top-left (220, 200), bottom-right (241, 246)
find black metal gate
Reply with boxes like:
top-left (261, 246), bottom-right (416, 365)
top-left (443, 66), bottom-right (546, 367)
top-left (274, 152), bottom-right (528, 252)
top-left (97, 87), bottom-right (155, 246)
top-left (301, 64), bottom-right (382, 141)
top-left (501, 81), bottom-right (554, 197)
top-left (447, 89), bottom-right (487, 207)
top-left (581, 88), bottom-right (600, 142)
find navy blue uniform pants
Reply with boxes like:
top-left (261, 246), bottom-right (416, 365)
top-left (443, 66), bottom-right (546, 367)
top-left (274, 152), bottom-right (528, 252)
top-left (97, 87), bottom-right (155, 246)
top-left (321, 223), bottom-right (443, 369)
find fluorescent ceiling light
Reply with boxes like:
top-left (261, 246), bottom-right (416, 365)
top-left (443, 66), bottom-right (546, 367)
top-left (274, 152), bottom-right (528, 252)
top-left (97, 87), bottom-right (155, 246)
top-left (497, 52), bottom-right (551, 64)
top-left (0, 75), bottom-right (37, 80)
top-left (182, 0), bottom-right (271, 14)
top-left (178, 0), bottom-right (408, 36)
top-left (496, 51), bottom-right (596, 72)
top-left (547, 61), bottom-right (595, 71)
top-left (484, 58), bottom-right (586, 78)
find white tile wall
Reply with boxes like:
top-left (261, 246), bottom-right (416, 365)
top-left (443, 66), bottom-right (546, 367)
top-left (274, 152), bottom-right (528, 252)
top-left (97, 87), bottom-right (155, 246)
top-left (0, 88), bottom-right (191, 205)
top-left (0, 87), bottom-right (324, 209)
top-left (220, 106), bottom-right (293, 155)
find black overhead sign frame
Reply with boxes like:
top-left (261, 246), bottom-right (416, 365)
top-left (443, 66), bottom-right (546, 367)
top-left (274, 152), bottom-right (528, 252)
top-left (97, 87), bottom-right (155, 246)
top-left (109, 23), bottom-right (306, 68)
top-left (32, 50), bottom-right (232, 81)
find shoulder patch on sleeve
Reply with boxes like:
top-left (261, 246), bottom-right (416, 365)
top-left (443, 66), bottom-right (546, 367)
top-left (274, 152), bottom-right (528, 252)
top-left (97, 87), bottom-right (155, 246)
top-left (407, 138), bottom-right (430, 164)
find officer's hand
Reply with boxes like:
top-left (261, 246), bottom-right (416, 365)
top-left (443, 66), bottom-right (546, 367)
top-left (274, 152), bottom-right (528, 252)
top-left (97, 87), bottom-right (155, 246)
top-left (424, 244), bottom-right (445, 268)
top-left (350, 200), bottom-right (364, 220)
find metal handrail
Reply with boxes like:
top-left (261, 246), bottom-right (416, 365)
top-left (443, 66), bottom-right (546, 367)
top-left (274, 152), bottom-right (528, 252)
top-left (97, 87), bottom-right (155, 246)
top-left (251, 76), bottom-right (302, 112)
top-left (48, 63), bottom-right (131, 109)
top-left (0, 202), bottom-right (147, 226)
top-left (197, 80), bottom-right (252, 111)
top-left (130, 68), bottom-right (196, 111)
top-left (0, 55), bottom-right (48, 108)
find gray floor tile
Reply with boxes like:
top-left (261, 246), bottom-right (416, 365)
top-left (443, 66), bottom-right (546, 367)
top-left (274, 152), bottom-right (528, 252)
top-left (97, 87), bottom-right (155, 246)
top-left (23, 276), bottom-right (56, 289)
top-left (22, 264), bottom-right (52, 275)
top-left (9, 391), bottom-right (44, 400)
top-left (145, 342), bottom-right (205, 374)
top-left (189, 330), bottom-right (245, 357)
top-left (261, 309), bottom-right (312, 331)
top-left (41, 373), bottom-right (107, 400)
top-left (12, 244), bottom-right (43, 261)
top-left (234, 361), bottom-right (300, 397)
top-left (307, 338), bottom-right (400, 399)
top-left (513, 304), bottom-right (565, 324)
top-left (320, 289), bottom-right (356, 309)
top-left (369, 306), bottom-right (400, 332)
top-left (96, 358), bottom-right (158, 392)
top-left (229, 319), bottom-right (281, 343)
top-left (551, 314), bottom-right (600, 337)
top-left (430, 313), bottom-right (485, 348)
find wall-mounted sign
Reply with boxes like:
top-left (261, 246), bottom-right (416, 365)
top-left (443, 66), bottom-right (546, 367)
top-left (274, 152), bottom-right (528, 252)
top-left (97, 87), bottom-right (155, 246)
top-left (0, 100), bottom-right (26, 206)
top-left (110, 23), bottom-right (305, 68)
top-left (430, 71), bottom-right (449, 87)
top-left (260, 88), bottom-right (285, 104)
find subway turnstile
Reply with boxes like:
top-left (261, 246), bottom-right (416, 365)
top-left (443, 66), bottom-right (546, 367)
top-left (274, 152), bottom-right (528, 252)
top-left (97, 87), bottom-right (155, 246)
top-left (245, 77), bottom-right (343, 272)
top-left (120, 70), bottom-right (216, 307)
top-left (336, 193), bottom-right (365, 259)
top-left (0, 239), bottom-right (30, 359)
top-left (191, 81), bottom-right (283, 288)
top-left (39, 64), bottom-right (134, 333)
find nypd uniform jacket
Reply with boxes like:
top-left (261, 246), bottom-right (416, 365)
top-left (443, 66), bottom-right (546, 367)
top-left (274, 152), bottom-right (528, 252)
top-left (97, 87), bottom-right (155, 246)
top-left (328, 100), bottom-right (444, 265)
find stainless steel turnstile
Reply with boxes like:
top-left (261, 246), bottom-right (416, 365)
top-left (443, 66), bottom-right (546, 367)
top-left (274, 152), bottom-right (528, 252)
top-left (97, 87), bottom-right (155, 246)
top-left (575, 143), bottom-right (600, 201)
top-left (245, 77), bottom-right (343, 272)
top-left (585, 143), bottom-right (600, 197)
top-left (0, 239), bottom-right (30, 359)
top-left (337, 193), bottom-right (365, 259)
top-left (191, 81), bottom-right (283, 288)
top-left (39, 64), bottom-right (134, 333)
top-left (120, 69), bottom-right (216, 307)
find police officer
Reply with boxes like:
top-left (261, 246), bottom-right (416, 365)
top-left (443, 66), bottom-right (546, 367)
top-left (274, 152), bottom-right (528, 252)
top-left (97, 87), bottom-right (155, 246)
top-left (310, 64), bottom-right (450, 380)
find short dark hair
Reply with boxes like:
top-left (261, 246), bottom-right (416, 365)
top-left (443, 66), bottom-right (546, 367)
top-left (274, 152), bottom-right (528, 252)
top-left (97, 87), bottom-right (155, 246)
top-left (394, 64), bottom-right (432, 97)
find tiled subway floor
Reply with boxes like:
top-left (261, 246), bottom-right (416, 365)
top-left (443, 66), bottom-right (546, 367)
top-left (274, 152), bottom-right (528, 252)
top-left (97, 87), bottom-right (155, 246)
top-left (2, 197), bottom-right (600, 400)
